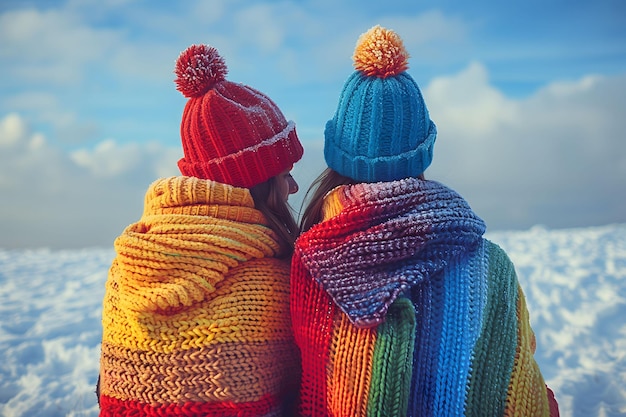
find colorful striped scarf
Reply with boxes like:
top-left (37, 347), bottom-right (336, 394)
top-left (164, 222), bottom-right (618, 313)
top-left (99, 176), bottom-right (300, 417)
top-left (291, 177), bottom-right (559, 416)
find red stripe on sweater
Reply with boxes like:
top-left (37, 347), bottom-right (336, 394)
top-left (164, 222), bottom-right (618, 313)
top-left (99, 393), bottom-right (280, 417)
top-left (290, 250), bottom-right (337, 416)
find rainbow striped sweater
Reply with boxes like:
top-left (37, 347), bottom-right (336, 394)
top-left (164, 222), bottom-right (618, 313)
top-left (291, 178), bottom-right (559, 416)
top-left (99, 176), bottom-right (300, 416)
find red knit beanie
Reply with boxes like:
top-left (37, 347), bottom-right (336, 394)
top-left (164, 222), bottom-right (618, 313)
top-left (174, 44), bottom-right (303, 188)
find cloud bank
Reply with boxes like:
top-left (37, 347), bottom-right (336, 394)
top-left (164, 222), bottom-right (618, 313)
top-left (425, 64), bottom-right (626, 232)
top-left (1, 62), bottom-right (624, 248)
top-left (1, 1), bottom-right (625, 248)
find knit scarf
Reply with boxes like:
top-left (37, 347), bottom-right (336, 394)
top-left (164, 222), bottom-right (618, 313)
top-left (100, 176), bottom-right (299, 417)
top-left (111, 176), bottom-right (280, 316)
top-left (297, 178), bottom-right (486, 328)
top-left (291, 178), bottom-right (558, 416)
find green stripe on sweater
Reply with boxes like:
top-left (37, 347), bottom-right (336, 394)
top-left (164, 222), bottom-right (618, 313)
top-left (465, 241), bottom-right (519, 417)
top-left (367, 297), bottom-right (416, 417)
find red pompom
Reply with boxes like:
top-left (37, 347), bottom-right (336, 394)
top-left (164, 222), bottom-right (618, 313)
top-left (174, 44), bottom-right (228, 98)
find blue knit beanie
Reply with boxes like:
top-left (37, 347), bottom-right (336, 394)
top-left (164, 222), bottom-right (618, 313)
top-left (324, 25), bottom-right (437, 182)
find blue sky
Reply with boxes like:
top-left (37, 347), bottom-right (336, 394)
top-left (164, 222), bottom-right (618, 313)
top-left (1, 0), bottom-right (625, 249)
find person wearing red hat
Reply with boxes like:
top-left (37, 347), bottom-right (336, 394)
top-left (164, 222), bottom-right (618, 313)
top-left (97, 44), bottom-right (304, 416)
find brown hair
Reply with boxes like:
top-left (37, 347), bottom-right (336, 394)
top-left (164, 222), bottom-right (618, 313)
top-left (299, 168), bottom-right (357, 233)
top-left (250, 176), bottom-right (300, 258)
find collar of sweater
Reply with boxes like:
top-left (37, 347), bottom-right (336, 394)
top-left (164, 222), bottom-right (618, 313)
top-left (296, 177), bottom-right (486, 328)
top-left (112, 176), bottom-right (282, 313)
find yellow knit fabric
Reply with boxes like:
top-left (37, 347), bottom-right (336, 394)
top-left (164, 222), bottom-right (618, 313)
top-left (100, 176), bottom-right (299, 406)
top-left (327, 313), bottom-right (377, 417)
top-left (504, 285), bottom-right (551, 416)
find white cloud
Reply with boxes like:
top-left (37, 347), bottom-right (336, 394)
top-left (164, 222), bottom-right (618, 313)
top-left (0, 113), bottom-right (27, 147)
top-left (0, 113), bottom-right (180, 249)
top-left (70, 139), bottom-right (182, 179)
top-left (425, 65), bottom-right (626, 230)
top-left (1, 92), bottom-right (92, 141)
top-left (0, 8), bottom-right (122, 85)
top-left (542, 75), bottom-right (602, 97)
top-left (427, 62), bottom-right (518, 138)
top-left (1, 63), bottom-right (626, 249)
top-left (70, 139), bottom-right (144, 178)
top-left (0, 1), bottom-right (624, 248)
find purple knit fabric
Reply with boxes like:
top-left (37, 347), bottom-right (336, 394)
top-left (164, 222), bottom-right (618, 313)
top-left (297, 178), bottom-right (486, 328)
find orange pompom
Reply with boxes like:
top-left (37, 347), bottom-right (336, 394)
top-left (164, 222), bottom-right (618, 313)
top-left (353, 25), bottom-right (409, 78)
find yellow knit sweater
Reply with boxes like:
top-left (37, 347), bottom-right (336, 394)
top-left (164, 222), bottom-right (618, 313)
top-left (99, 176), bottom-right (300, 416)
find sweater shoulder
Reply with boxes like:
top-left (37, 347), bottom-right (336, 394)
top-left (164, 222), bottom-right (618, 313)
top-left (483, 239), bottom-right (515, 269)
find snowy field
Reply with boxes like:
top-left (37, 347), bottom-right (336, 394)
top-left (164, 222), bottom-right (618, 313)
top-left (0, 223), bottom-right (625, 417)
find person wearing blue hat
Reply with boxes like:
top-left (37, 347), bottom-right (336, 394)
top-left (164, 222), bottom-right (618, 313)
top-left (290, 25), bottom-right (560, 416)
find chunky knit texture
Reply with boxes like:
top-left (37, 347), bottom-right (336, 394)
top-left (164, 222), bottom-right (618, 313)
top-left (99, 176), bottom-right (300, 417)
top-left (291, 177), bottom-right (559, 416)
top-left (175, 44), bottom-right (303, 188)
top-left (324, 25), bottom-right (436, 183)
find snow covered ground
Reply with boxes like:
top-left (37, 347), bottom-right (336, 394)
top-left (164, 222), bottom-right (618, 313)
top-left (0, 223), bottom-right (625, 417)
